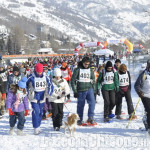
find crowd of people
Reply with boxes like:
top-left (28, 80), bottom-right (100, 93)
top-left (0, 54), bottom-right (150, 135)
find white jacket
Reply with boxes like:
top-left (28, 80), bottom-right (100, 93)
top-left (49, 78), bottom-right (70, 103)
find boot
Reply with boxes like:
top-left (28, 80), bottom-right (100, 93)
top-left (0, 109), bottom-right (3, 119)
top-left (128, 114), bottom-right (137, 120)
top-left (87, 117), bottom-right (96, 124)
top-left (34, 127), bottom-right (41, 135)
top-left (104, 117), bottom-right (110, 122)
top-left (17, 129), bottom-right (26, 136)
top-left (9, 127), bottom-right (14, 135)
top-left (54, 127), bottom-right (60, 131)
top-left (77, 120), bottom-right (84, 125)
top-left (116, 115), bottom-right (124, 120)
top-left (42, 113), bottom-right (46, 120)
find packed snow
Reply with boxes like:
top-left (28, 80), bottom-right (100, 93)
top-left (0, 58), bottom-right (150, 150)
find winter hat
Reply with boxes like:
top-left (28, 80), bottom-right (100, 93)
top-left (90, 64), bottom-right (96, 69)
top-left (119, 64), bottom-right (127, 72)
top-left (105, 61), bottom-right (113, 68)
top-left (18, 77), bottom-right (27, 89)
top-left (35, 63), bottom-right (43, 73)
top-left (13, 66), bottom-right (20, 72)
top-left (54, 68), bottom-right (61, 77)
top-left (62, 62), bottom-right (67, 68)
top-left (115, 59), bottom-right (121, 64)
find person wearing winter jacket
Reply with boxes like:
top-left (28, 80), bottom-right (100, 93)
top-left (134, 59), bottom-right (150, 133)
top-left (7, 66), bottom-right (23, 92)
top-left (49, 68), bottom-right (70, 131)
top-left (26, 63), bottom-right (53, 135)
top-left (115, 64), bottom-right (137, 120)
top-left (0, 63), bottom-right (8, 117)
top-left (97, 61), bottom-right (119, 122)
top-left (60, 62), bottom-right (72, 103)
top-left (71, 57), bottom-right (96, 125)
top-left (6, 77), bottom-right (29, 135)
top-left (114, 59), bottom-right (121, 71)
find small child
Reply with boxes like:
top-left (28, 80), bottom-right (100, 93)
top-left (6, 77), bottom-right (29, 135)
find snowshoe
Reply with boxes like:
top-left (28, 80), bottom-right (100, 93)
top-left (116, 115), bottom-right (124, 120)
top-left (42, 113), bottom-right (47, 120)
top-left (87, 117), bottom-right (97, 126)
top-left (64, 99), bottom-right (71, 104)
top-left (104, 117), bottom-right (113, 123)
top-left (46, 113), bottom-right (52, 118)
top-left (128, 115), bottom-right (137, 120)
top-left (108, 114), bottom-right (115, 118)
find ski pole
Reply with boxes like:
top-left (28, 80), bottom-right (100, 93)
top-left (126, 97), bottom-right (141, 129)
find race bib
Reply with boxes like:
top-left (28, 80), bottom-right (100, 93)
top-left (1, 72), bottom-right (7, 81)
top-left (34, 76), bottom-right (47, 92)
top-left (103, 72), bottom-right (114, 84)
top-left (18, 93), bottom-right (24, 104)
top-left (13, 76), bottom-right (21, 85)
top-left (53, 84), bottom-right (63, 96)
top-left (61, 70), bottom-right (68, 78)
top-left (79, 69), bottom-right (91, 82)
top-left (119, 72), bottom-right (129, 86)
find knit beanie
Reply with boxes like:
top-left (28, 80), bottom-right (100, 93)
top-left (54, 68), bottom-right (61, 77)
top-left (62, 62), bottom-right (67, 68)
top-left (13, 66), bottom-right (20, 72)
top-left (119, 64), bottom-right (127, 72)
top-left (35, 63), bottom-right (43, 73)
top-left (18, 77), bottom-right (27, 89)
top-left (105, 61), bottom-right (113, 68)
top-left (115, 59), bottom-right (121, 64)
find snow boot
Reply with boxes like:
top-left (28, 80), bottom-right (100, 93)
top-left (0, 109), bottom-right (3, 119)
top-left (54, 127), bottom-right (60, 131)
top-left (116, 115), bottom-right (124, 120)
top-left (17, 129), bottom-right (26, 136)
top-left (104, 117), bottom-right (112, 123)
top-left (42, 113), bottom-right (47, 120)
top-left (87, 117), bottom-right (95, 124)
top-left (128, 114), bottom-right (137, 120)
top-left (9, 127), bottom-right (14, 135)
top-left (34, 127), bottom-right (41, 135)
top-left (77, 120), bottom-right (84, 125)
top-left (142, 115), bottom-right (148, 131)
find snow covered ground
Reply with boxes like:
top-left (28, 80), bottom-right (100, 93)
top-left (0, 58), bottom-right (150, 150)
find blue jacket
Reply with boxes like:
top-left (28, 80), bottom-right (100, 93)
top-left (26, 71), bottom-right (53, 103)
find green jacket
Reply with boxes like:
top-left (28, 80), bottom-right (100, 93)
top-left (97, 69), bottom-right (119, 91)
top-left (71, 62), bottom-right (95, 93)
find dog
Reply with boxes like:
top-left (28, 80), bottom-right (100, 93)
top-left (63, 113), bottom-right (80, 136)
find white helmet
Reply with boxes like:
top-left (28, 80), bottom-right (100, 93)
top-left (54, 68), bottom-right (61, 77)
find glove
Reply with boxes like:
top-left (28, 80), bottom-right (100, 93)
top-left (8, 108), bottom-right (15, 116)
top-left (62, 91), bottom-right (66, 95)
top-left (24, 110), bottom-right (29, 116)
top-left (138, 91), bottom-right (144, 98)
top-left (57, 96), bottom-right (61, 99)
top-left (74, 93), bottom-right (78, 98)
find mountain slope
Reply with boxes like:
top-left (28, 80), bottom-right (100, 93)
top-left (0, 0), bottom-right (150, 42)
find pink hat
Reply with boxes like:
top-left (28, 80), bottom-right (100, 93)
top-left (35, 63), bottom-right (43, 73)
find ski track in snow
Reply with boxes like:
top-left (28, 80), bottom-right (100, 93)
top-left (0, 59), bottom-right (150, 150)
